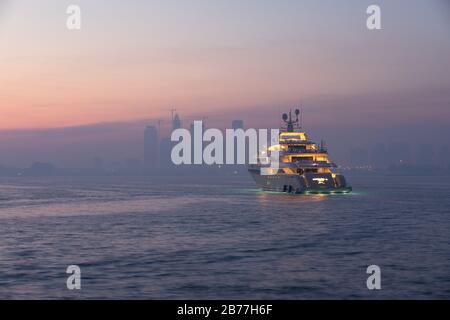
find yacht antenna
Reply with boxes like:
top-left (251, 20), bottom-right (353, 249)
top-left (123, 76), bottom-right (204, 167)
top-left (282, 110), bottom-right (293, 132)
top-left (282, 109), bottom-right (301, 132)
top-left (300, 107), bottom-right (303, 129)
top-left (295, 109), bottom-right (301, 129)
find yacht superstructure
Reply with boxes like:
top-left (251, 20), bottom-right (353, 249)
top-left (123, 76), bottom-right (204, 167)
top-left (248, 110), bottom-right (352, 194)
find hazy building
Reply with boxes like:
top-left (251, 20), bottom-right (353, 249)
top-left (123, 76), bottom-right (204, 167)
top-left (159, 113), bottom-right (183, 171)
top-left (228, 119), bottom-right (250, 169)
top-left (159, 137), bottom-right (176, 171)
top-left (124, 158), bottom-right (142, 173)
top-left (438, 145), bottom-right (450, 169)
top-left (26, 162), bottom-right (56, 176)
top-left (92, 157), bottom-right (104, 171)
top-left (144, 125), bottom-right (159, 169)
top-left (370, 143), bottom-right (388, 169)
top-left (232, 120), bottom-right (244, 130)
top-left (387, 142), bottom-right (412, 166)
top-left (172, 113), bottom-right (181, 131)
top-left (189, 121), bottom-right (206, 166)
top-left (414, 143), bottom-right (435, 166)
top-left (349, 147), bottom-right (369, 167)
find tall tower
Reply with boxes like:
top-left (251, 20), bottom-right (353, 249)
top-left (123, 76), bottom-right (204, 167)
top-left (172, 112), bottom-right (181, 132)
top-left (144, 125), bottom-right (159, 169)
top-left (232, 120), bottom-right (244, 130)
top-left (230, 119), bottom-right (247, 165)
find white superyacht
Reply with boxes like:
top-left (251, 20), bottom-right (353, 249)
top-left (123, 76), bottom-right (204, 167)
top-left (248, 110), bottom-right (352, 194)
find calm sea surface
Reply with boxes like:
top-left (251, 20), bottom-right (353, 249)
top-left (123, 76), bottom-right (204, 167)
top-left (0, 174), bottom-right (449, 299)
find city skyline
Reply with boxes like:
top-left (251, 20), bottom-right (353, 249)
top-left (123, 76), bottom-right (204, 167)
top-left (1, 109), bottom-right (449, 171)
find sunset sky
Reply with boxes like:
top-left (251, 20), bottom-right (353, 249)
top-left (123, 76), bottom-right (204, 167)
top-left (0, 0), bottom-right (449, 130)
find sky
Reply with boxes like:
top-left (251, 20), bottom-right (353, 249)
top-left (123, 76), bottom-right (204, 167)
top-left (0, 0), bottom-right (449, 167)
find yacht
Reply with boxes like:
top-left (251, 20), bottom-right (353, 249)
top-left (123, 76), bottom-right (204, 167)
top-left (248, 109), bottom-right (352, 194)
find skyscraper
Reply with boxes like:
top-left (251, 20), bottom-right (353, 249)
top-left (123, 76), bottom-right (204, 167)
top-left (438, 145), bottom-right (450, 169)
top-left (415, 144), bottom-right (435, 166)
top-left (349, 147), bottom-right (369, 167)
top-left (160, 112), bottom-right (183, 171)
top-left (232, 120), bottom-right (244, 130)
top-left (229, 119), bottom-right (247, 168)
top-left (370, 143), bottom-right (388, 169)
top-left (172, 113), bottom-right (181, 131)
top-left (144, 125), bottom-right (158, 169)
top-left (388, 142), bottom-right (412, 166)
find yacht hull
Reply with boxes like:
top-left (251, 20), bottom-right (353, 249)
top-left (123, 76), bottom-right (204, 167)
top-left (248, 169), bottom-right (352, 194)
